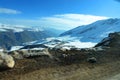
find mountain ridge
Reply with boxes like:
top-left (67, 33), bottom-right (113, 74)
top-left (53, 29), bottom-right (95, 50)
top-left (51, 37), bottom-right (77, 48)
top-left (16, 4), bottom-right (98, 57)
top-left (60, 18), bottom-right (120, 43)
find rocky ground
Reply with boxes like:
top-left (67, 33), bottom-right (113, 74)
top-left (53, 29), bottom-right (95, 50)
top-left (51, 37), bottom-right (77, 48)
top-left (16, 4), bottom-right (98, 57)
top-left (0, 32), bottom-right (120, 80)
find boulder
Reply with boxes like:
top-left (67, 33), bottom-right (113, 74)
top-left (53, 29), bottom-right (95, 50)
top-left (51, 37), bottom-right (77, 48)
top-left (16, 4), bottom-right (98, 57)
top-left (0, 52), bottom-right (15, 69)
top-left (87, 57), bottom-right (97, 63)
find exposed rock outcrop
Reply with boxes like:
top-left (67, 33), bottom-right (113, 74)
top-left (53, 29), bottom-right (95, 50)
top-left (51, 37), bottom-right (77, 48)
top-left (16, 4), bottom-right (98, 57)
top-left (9, 48), bottom-right (53, 59)
top-left (95, 32), bottom-right (120, 47)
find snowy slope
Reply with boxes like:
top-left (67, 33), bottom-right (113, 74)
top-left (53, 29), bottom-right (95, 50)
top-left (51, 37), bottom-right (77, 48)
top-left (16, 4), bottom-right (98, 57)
top-left (60, 18), bottom-right (120, 43)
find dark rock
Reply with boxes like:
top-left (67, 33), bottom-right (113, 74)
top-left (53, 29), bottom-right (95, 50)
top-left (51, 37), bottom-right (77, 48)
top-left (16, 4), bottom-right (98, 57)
top-left (87, 57), bottom-right (97, 63)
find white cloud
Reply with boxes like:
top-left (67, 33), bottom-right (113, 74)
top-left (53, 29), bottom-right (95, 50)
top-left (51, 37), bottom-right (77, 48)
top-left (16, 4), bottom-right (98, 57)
top-left (39, 14), bottom-right (109, 30)
top-left (0, 8), bottom-right (21, 14)
top-left (0, 14), bottom-right (109, 30)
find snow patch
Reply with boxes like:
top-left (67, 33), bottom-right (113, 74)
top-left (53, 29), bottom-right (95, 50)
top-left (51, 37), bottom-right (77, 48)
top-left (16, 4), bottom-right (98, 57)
top-left (63, 40), bottom-right (97, 48)
top-left (10, 46), bottom-right (23, 51)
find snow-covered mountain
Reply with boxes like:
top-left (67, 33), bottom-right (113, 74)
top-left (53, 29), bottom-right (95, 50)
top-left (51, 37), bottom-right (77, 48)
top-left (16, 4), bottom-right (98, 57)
top-left (0, 24), bottom-right (43, 32)
top-left (0, 23), bottom-right (63, 49)
top-left (60, 18), bottom-right (120, 43)
top-left (0, 23), bottom-right (65, 34)
top-left (3, 18), bottom-right (120, 51)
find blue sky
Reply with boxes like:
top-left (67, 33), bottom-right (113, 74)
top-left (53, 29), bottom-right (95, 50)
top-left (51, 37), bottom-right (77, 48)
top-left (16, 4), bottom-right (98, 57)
top-left (0, 0), bottom-right (120, 30)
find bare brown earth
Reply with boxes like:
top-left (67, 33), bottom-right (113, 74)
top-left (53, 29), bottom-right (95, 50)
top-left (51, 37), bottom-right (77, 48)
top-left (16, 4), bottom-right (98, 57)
top-left (0, 47), bottom-right (120, 80)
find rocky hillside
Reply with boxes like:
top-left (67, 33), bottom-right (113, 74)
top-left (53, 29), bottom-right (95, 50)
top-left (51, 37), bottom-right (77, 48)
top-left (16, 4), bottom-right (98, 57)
top-left (95, 32), bottom-right (120, 48)
top-left (0, 32), bottom-right (120, 80)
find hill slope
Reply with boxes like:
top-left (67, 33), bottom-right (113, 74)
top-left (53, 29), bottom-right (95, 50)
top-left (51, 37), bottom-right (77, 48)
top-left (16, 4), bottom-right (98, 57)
top-left (60, 18), bottom-right (120, 43)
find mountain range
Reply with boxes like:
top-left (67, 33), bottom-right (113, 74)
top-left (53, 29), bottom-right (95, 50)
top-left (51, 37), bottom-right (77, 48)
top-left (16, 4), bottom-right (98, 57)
top-left (23, 18), bottom-right (120, 51)
top-left (0, 24), bottom-right (64, 49)
top-left (1, 18), bottom-right (120, 50)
